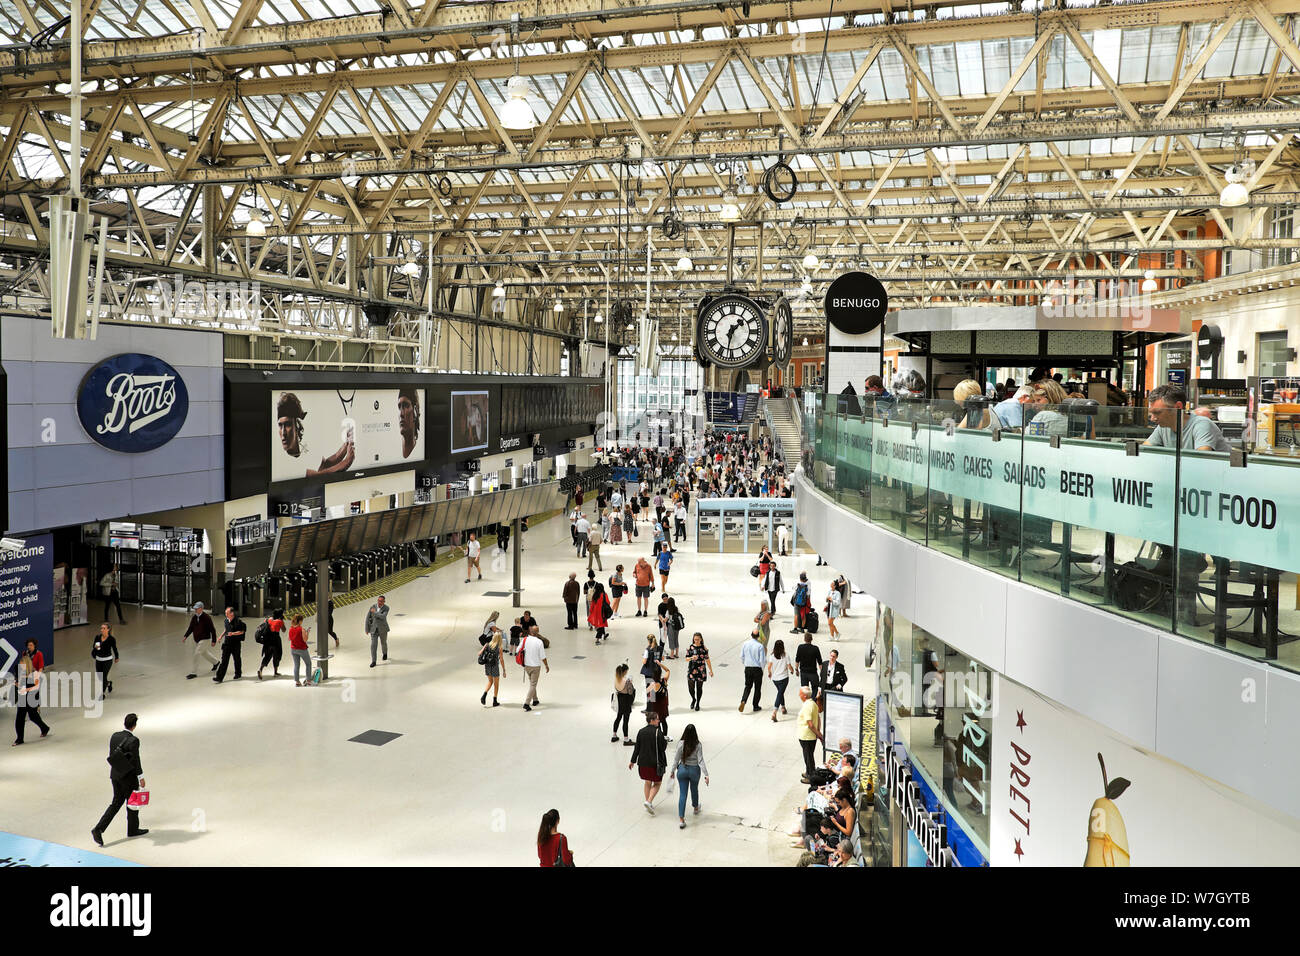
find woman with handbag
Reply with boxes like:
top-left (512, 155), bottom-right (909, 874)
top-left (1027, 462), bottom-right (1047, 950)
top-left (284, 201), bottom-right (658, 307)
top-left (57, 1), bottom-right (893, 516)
top-left (608, 565), bottom-right (626, 618)
top-left (91, 623), bottom-right (119, 701)
top-left (587, 582), bottom-right (613, 646)
top-left (684, 632), bottom-right (713, 711)
top-left (257, 609), bottom-right (285, 680)
top-left (12, 647), bottom-right (50, 745)
top-left (647, 659), bottom-right (671, 742)
top-left (479, 628), bottom-right (506, 706)
top-left (537, 809), bottom-right (574, 867)
top-left (826, 586), bottom-right (842, 641)
top-left (611, 663), bottom-right (636, 744)
top-left (662, 598), bottom-right (684, 659)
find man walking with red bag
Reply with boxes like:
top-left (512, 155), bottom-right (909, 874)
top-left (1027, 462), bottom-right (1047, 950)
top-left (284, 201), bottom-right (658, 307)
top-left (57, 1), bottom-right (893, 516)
top-left (91, 713), bottom-right (148, 846)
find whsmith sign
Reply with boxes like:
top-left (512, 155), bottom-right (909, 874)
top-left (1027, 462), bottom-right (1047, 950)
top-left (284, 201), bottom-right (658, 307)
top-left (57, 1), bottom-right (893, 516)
top-left (76, 353), bottom-right (190, 453)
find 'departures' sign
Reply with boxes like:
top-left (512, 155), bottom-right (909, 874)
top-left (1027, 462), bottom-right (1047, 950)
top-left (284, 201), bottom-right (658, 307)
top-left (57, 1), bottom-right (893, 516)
top-left (823, 272), bottom-right (889, 336)
top-left (77, 353), bottom-right (190, 453)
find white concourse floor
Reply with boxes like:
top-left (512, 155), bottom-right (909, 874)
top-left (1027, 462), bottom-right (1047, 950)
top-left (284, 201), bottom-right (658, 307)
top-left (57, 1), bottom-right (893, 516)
top-left (2, 511), bottom-right (870, 866)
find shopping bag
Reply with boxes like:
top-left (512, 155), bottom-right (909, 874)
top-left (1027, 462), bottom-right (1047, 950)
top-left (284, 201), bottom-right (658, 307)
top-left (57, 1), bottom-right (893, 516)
top-left (127, 790), bottom-right (150, 809)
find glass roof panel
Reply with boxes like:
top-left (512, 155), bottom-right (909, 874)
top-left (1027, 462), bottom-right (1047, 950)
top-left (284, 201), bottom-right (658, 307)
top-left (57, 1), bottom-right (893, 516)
top-left (1009, 35), bottom-right (1038, 93)
top-left (1146, 25), bottom-right (1181, 83)
top-left (982, 37), bottom-right (1011, 93)
top-left (1232, 19), bottom-right (1271, 76)
top-left (954, 40), bottom-right (986, 96)
top-left (1204, 20), bottom-right (1244, 78)
top-left (1063, 33), bottom-right (1092, 87)
top-left (928, 43), bottom-right (959, 97)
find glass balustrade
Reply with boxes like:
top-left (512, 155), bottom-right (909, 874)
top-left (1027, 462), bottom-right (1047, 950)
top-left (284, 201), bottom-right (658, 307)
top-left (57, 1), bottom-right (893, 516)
top-left (800, 392), bottom-right (1300, 675)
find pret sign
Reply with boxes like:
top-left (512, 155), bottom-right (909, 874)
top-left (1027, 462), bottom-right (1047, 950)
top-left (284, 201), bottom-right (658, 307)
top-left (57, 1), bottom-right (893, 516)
top-left (77, 353), bottom-right (189, 453)
top-left (823, 272), bottom-right (888, 336)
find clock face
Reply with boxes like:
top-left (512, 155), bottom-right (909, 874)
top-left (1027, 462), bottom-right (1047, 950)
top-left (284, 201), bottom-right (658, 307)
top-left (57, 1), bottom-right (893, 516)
top-left (696, 294), bottom-right (768, 369)
top-left (771, 297), bottom-right (793, 366)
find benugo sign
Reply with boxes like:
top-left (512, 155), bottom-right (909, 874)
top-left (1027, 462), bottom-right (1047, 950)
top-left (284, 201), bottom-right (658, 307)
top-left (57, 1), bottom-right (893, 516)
top-left (829, 418), bottom-right (1300, 573)
top-left (990, 678), bottom-right (1300, 866)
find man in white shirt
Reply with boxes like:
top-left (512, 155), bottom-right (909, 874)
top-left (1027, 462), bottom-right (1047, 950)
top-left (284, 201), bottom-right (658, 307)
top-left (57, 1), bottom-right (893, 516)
top-left (611, 489), bottom-right (624, 511)
top-left (776, 522), bottom-right (791, 557)
top-left (464, 531), bottom-right (482, 583)
top-left (673, 501), bottom-right (688, 542)
top-left (520, 628), bottom-right (549, 712)
top-left (574, 513), bottom-right (592, 558)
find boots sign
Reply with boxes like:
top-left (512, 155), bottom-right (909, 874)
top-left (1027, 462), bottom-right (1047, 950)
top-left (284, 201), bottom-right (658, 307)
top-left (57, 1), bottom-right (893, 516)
top-left (76, 353), bottom-right (190, 453)
top-left (823, 272), bottom-right (888, 336)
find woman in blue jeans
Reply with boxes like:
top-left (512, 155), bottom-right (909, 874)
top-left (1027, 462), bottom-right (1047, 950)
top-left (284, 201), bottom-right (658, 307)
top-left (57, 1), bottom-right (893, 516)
top-left (669, 724), bottom-right (709, 829)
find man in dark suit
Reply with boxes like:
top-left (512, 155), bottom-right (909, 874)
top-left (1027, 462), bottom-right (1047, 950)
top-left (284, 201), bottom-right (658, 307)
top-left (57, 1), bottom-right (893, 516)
top-left (214, 607), bottom-right (245, 682)
top-left (92, 713), bottom-right (147, 845)
top-left (818, 649), bottom-right (848, 694)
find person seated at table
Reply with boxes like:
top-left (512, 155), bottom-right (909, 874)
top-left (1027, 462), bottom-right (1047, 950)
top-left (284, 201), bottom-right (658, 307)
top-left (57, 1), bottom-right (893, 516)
top-left (1143, 385), bottom-right (1232, 452)
top-left (953, 379), bottom-right (990, 429)
top-left (1025, 379), bottom-right (1070, 438)
top-left (989, 384), bottom-right (1034, 430)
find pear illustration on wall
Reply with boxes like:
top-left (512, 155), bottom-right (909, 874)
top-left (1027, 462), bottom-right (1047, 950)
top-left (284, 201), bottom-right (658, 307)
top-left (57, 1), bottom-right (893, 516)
top-left (1083, 752), bottom-right (1131, 867)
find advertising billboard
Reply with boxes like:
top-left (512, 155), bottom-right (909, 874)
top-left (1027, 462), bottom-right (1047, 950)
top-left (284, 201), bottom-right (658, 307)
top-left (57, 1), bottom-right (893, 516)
top-left (272, 387), bottom-right (424, 482)
top-left (450, 390), bottom-right (489, 454)
top-left (990, 677), bottom-right (1300, 866)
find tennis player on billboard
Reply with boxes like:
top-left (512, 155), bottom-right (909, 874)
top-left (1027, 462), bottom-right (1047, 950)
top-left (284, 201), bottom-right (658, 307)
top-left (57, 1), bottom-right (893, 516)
top-left (273, 388), bottom-right (424, 481)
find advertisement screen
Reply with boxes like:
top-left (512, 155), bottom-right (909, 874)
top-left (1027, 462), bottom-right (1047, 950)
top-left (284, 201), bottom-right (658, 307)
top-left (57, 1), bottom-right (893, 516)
top-left (272, 387), bottom-right (424, 482)
top-left (450, 390), bottom-right (489, 454)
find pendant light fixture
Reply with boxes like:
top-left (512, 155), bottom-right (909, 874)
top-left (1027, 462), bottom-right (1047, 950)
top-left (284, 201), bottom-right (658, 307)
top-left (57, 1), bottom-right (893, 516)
top-left (492, 279), bottom-right (506, 298)
top-left (1140, 269), bottom-right (1158, 293)
top-left (499, 19), bottom-right (537, 130)
top-left (676, 254), bottom-right (694, 272)
top-left (802, 251), bottom-right (820, 270)
top-left (500, 75), bottom-right (536, 130)
top-left (718, 188), bottom-right (741, 223)
top-left (1220, 154), bottom-right (1254, 207)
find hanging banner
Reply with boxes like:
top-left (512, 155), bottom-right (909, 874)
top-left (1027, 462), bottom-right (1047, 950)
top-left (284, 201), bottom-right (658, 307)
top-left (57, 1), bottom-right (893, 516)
top-left (0, 534), bottom-right (54, 675)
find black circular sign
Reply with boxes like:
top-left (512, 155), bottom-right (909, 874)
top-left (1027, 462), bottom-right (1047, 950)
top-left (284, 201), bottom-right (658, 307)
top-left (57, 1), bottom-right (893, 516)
top-left (1197, 323), bottom-right (1224, 360)
top-left (823, 271), bottom-right (888, 336)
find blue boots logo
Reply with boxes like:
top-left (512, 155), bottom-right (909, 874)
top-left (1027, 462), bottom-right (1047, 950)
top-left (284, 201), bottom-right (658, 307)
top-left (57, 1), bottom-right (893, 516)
top-left (77, 354), bottom-right (190, 453)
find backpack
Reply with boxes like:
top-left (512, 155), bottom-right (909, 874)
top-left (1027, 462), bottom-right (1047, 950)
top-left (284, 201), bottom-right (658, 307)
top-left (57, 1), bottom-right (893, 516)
top-left (671, 610), bottom-right (685, 631)
top-left (254, 620), bottom-right (271, 644)
top-left (792, 583), bottom-right (808, 608)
